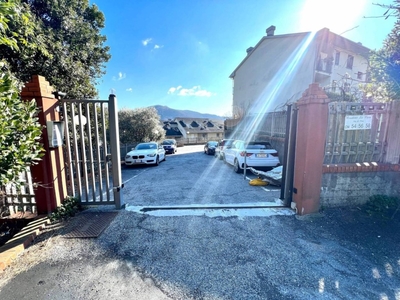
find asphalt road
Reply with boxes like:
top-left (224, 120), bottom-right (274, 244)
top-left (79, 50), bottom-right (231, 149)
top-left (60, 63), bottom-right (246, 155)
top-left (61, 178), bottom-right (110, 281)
top-left (1, 145), bottom-right (399, 299)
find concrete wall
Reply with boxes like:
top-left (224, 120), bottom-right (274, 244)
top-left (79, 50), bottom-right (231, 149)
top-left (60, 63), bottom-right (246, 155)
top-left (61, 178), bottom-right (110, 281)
top-left (320, 165), bottom-right (400, 207)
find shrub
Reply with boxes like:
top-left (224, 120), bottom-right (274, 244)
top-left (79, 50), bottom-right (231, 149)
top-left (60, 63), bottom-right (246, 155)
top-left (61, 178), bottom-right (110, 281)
top-left (364, 195), bottom-right (400, 219)
top-left (49, 196), bottom-right (81, 223)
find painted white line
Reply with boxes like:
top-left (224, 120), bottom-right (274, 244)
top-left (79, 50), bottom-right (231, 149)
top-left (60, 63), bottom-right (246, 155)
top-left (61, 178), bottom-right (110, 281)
top-left (125, 202), bottom-right (294, 219)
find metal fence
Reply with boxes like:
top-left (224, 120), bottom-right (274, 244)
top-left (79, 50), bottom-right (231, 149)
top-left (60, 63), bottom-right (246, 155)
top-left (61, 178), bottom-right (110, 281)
top-left (0, 169), bottom-right (36, 217)
top-left (224, 110), bottom-right (287, 140)
top-left (61, 95), bottom-right (122, 208)
top-left (324, 102), bottom-right (389, 164)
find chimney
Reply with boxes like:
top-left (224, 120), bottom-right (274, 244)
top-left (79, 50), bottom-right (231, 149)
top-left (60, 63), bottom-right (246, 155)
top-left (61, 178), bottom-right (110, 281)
top-left (246, 47), bottom-right (254, 54)
top-left (266, 25), bottom-right (276, 36)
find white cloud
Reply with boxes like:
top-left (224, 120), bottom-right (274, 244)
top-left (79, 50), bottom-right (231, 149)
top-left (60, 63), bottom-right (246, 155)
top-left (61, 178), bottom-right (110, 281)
top-left (142, 38), bottom-right (152, 46)
top-left (167, 85), bottom-right (214, 97)
top-left (112, 72), bottom-right (126, 81)
top-left (154, 44), bottom-right (164, 49)
top-left (126, 88), bottom-right (132, 92)
top-left (167, 87), bottom-right (176, 94)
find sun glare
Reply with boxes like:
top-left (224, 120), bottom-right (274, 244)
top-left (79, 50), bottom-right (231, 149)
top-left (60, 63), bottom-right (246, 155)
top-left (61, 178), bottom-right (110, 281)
top-left (298, 0), bottom-right (368, 34)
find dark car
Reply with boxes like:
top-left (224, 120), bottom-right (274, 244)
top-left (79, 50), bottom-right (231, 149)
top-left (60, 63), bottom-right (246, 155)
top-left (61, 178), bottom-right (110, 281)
top-left (216, 139), bottom-right (234, 160)
top-left (204, 141), bottom-right (219, 155)
top-left (162, 139), bottom-right (177, 154)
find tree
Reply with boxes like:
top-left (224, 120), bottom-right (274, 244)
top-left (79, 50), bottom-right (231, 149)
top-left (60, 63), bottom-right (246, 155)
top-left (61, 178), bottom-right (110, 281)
top-left (0, 68), bottom-right (43, 187)
top-left (364, 2), bottom-right (400, 102)
top-left (0, 0), bottom-right (43, 188)
top-left (0, 0), bottom-right (110, 99)
top-left (119, 108), bottom-right (165, 144)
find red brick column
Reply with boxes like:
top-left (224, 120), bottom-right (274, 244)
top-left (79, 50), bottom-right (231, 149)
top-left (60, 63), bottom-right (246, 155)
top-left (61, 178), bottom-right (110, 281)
top-left (20, 75), bottom-right (67, 214)
top-left (293, 83), bottom-right (329, 215)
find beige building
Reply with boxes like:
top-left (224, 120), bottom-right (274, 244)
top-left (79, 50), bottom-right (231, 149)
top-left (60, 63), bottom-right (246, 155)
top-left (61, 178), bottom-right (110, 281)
top-left (163, 118), bottom-right (224, 144)
top-left (229, 26), bottom-right (370, 117)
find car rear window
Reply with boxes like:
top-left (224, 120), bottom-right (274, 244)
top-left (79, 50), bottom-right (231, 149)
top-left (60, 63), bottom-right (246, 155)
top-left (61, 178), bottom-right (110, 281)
top-left (245, 142), bottom-right (272, 149)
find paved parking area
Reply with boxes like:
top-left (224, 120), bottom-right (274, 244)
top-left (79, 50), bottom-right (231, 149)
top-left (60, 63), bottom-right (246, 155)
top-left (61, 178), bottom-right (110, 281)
top-left (1, 145), bottom-right (399, 299)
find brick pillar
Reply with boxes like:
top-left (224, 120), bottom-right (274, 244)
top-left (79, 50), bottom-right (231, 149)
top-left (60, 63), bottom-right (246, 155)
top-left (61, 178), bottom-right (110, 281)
top-left (20, 75), bottom-right (67, 214)
top-left (385, 101), bottom-right (400, 164)
top-left (293, 83), bottom-right (329, 215)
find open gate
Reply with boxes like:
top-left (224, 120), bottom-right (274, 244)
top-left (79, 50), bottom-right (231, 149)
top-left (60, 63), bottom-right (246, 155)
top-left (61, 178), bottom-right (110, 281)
top-left (60, 95), bottom-right (123, 208)
top-left (280, 104), bottom-right (297, 207)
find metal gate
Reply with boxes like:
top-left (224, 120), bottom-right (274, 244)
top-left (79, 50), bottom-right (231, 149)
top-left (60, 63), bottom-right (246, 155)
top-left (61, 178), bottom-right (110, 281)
top-left (280, 104), bottom-right (297, 207)
top-left (60, 95), bottom-right (123, 208)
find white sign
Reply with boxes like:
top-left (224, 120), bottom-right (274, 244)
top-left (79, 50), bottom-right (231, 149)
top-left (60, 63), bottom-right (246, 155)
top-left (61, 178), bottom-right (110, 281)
top-left (344, 115), bottom-right (372, 130)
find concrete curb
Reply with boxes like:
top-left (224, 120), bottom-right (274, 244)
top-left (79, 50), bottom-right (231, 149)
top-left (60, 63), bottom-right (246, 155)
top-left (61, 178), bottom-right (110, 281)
top-left (0, 216), bottom-right (50, 271)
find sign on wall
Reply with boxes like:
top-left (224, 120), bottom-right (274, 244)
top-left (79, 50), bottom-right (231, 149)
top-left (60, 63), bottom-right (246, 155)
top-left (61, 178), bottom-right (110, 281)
top-left (344, 115), bottom-right (372, 130)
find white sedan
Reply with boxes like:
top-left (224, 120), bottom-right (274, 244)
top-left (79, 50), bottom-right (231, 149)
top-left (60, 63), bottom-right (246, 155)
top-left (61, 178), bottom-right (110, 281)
top-left (125, 142), bottom-right (166, 166)
top-left (223, 140), bottom-right (280, 173)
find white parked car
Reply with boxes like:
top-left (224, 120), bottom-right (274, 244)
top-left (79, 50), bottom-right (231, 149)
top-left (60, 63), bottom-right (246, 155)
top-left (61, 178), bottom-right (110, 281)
top-left (223, 140), bottom-right (280, 173)
top-left (125, 142), bottom-right (166, 166)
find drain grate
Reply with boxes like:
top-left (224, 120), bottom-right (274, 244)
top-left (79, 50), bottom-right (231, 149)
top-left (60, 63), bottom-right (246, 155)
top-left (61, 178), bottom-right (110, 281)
top-left (62, 212), bottom-right (118, 238)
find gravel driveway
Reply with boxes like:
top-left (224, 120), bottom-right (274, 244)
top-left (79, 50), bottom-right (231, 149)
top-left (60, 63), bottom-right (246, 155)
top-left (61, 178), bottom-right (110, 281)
top-left (0, 146), bottom-right (399, 299)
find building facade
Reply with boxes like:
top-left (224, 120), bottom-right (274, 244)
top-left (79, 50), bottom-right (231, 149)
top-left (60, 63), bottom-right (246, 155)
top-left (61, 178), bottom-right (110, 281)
top-left (229, 26), bottom-right (370, 117)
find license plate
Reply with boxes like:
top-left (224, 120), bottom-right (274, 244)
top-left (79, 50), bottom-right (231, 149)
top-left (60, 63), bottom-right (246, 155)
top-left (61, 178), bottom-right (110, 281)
top-left (256, 153), bottom-right (267, 158)
top-left (135, 159), bottom-right (142, 163)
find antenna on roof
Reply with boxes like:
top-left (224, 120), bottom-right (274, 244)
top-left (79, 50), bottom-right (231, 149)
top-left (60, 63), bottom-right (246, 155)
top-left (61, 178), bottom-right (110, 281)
top-left (340, 25), bottom-right (359, 35)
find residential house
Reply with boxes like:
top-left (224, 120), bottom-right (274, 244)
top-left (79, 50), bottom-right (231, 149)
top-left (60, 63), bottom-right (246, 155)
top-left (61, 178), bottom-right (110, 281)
top-left (229, 26), bottom-right (370, 118)
top-left (162, 118), bottom-right (224, 144)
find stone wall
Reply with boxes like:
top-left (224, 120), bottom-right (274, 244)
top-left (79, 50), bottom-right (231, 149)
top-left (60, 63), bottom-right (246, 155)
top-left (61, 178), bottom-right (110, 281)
top-left (320, 164), bottom-right (400, 207)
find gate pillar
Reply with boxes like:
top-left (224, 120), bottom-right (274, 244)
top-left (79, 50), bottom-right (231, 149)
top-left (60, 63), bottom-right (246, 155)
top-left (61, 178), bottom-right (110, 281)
top-left (21, 75), bottom-right (67, 214)
top-left (293, 83), bottom-right (329, 215)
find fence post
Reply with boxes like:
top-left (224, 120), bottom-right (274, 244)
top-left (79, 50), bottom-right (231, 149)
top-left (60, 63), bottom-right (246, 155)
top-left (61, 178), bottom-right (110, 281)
top-left (20, 75), bottom-right (68, 214)
top-left (385, 101), bottom-right (400, 164)
top-left (292, 83), bottom-right (329, 215)
top-left (108, 94), bottom-right (123, 208)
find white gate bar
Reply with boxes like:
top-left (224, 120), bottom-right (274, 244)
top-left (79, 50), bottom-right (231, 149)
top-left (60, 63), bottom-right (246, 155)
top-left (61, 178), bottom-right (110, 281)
top-left (78, 103), bottom-right (89, 201)
top-left (101, 103), bottom-right (111, 202)
top-left (63, 102), bottom-right (75, 196)
top-left (108, 94), bottom-right (123, 208)
top-left (92, 103), bottom-right (104, 202)
top-left (85, 103), bottom-right (97, 202)
top-left (70, 103), bottom-right (83, 198)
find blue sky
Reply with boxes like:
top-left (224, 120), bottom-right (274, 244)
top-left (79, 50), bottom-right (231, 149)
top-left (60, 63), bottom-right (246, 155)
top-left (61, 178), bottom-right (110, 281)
top-left (91, 0), bottom-right (396, 116)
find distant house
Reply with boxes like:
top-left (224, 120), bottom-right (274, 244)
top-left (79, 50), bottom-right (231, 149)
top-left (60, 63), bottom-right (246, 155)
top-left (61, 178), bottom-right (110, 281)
top-left (229, 26), bottom-right (370, 117)
top-left (162, 118), bottom-right (224, 144)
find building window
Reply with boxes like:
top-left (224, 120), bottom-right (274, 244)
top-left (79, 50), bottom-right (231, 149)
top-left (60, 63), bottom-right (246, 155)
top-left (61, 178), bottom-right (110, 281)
top-left (357, 71), bottom-right (363, 80)
top-left (346, 55), bottom-right (354, 69)
top-left (344, 82), bottom-right (351, 93)
top-left (332, 80), bottom-right (337, 93)
top-left (335, 51), bottom-right (340, 65)
top-left (217, 133), bottom-right (220, 137)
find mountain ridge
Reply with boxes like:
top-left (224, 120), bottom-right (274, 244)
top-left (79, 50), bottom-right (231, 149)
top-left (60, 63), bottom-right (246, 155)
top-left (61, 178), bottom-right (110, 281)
top-left (152, 105), bottom-right (225, 121)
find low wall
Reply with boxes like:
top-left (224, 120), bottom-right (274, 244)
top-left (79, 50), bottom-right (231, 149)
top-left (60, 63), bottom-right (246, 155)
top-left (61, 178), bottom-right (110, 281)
top-left (320, 163), bottom-right (400, 207)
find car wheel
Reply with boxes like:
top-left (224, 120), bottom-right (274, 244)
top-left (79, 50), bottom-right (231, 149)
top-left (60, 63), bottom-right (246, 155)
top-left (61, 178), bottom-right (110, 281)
top-left (155, 156), bottom-right (160, 166)
top-left (223, 154), bottom-right (227, 163)
top-left (234, 159), bottom-right (242, 173)
top-left (163, 154), bottom-right (166, 162)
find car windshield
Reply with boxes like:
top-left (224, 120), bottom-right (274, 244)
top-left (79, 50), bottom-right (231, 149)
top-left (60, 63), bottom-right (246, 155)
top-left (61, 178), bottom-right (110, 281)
top-left (136, 143), bottom-right (156, 150)
top-left (208, 141), bottom-right (218, 146)
top-left (162, 140), bottom-right (174, 145)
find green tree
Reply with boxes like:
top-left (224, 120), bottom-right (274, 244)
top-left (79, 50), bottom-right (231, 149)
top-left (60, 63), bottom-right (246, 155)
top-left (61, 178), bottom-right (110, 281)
top-left (0, 0), bottom-right (43, 188)
top-left (0, 68), bottom-right (43, 187)
top-left (365, 2), bottom-right (400, 102)
top-left (0, 0), bottom-right (110, 99)
top-left (119, 108), bottom-right (165, 144)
